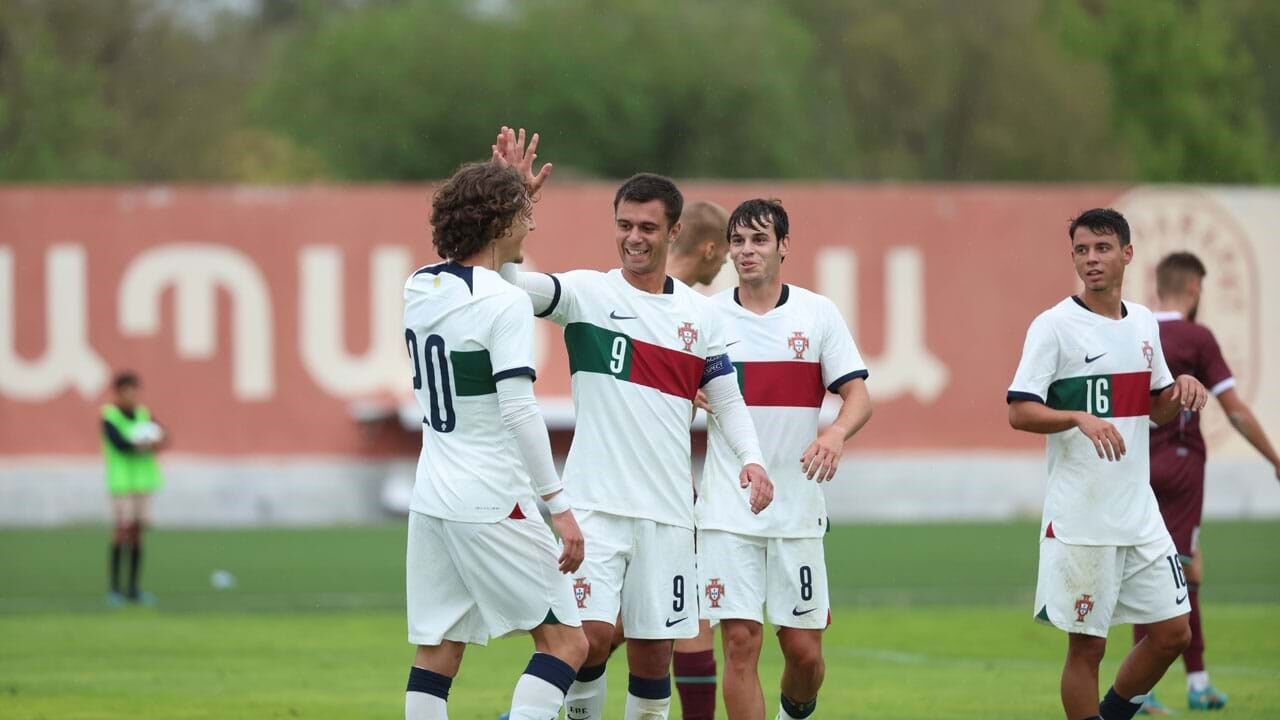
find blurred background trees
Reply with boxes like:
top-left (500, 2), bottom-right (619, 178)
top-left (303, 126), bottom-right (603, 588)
top-left (1, 0), bottom-right (1275, 182)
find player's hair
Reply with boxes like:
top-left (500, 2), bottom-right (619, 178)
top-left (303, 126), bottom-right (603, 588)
top-left (728, 198), bottom-right (789, 244)
top-left (1068, 208), bottom-right (1130, 246)
top-left (113, 371), bottom-right (140, 391)
top-left (672, 201), bottom-right (729, 256)
top-left (430, 162), bottom-right (532, 261)
top-left (1156, 251), bottom-right (1207, 298)
top-left (614, 173), bottom-right (683, 228)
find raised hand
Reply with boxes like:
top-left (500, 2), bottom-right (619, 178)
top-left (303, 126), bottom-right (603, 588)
top-left (491, 126), bottom-right (552, 196)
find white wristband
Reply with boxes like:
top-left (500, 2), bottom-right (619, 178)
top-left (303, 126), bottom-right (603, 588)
top-left (543, 492), bottom-right (571, 515)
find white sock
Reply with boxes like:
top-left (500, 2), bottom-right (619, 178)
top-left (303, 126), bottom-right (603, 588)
top-left (405, 691), bottom-right (447, 720)
top-left (624, 692), bottom-right (670, 720)
top-left (510, 673), bottom-right (568, 720)
top-left (1187, 670), bottom-right (1211, 692)
top-left (564, 675), bottom-right (607, 720)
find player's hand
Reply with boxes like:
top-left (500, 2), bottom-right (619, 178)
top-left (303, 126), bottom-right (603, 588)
top-left (549, 509), bottom-right (585, 574)
top-left (491, 126), bottom-right (552, 196)
top-left (693, 390), bottom-right (712, 414)
top-left (1168, 374), bottom-right (1208, 412)
top-left (739, 463), bottom-right (773, 514)
top-left (1075, 412), bottom-right (1126, 461)
top-left (800, 426), bottom-right (845, 483)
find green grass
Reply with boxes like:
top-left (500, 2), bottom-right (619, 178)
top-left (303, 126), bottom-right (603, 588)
top-left (2, 521), bottom-right (1278, 719)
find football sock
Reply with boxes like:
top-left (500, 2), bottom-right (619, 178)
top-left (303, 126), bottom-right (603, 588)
top-left (1184, 587), bottom-right (1206, 673)
top-left (1187, 671), bottom-right (1210, 693)
top-left (126, 540), bottom-right (143, 598)
top-left (109, 542), bottom-right (123, 594)
top-left (624, 673), bottom-right (671, 720)
top-left (778, 693), bottom-right (817, 720)
top-left (564, 663), bottom-right (607, 720)
top-left (672, 649), bottom-right (716, 720)
top-left (406, 666), bottom-right (451, 720)
top-left (509, 653), bottom-right (575, 720)
top-left (1099, 686), bottom-right (1142, 720)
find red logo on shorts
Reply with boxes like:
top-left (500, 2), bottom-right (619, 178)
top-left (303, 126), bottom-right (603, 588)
top-left (678, 322), bottom-right (699, 352)
top-left (1074, 594), bottom-right (1095, 623)
top-left (573, 578), bottom-right (591, 609)
top-left (704, 578), bottom-right (725, 609)
top-left (788, 331), bottom-right (810, 360)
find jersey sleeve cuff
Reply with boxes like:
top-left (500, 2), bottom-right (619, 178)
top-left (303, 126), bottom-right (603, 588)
top-left (1006, 390), bottom-right (1045, 405)
top-left (493, 366), bottom-right (537, 383)
top-left (1209, 377), bottom-right (1236, 397)
top-left (534, 273), bottom-right (561, 319)
top-left (827, 369), bottom-right (869, 393)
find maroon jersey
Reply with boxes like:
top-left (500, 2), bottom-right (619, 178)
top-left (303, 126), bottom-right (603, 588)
top-left (1150, 312), bottom-right (1235, 463)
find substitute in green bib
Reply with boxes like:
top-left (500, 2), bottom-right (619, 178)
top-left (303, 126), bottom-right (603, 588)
top-left (102, 371), bottom-right (167, 607)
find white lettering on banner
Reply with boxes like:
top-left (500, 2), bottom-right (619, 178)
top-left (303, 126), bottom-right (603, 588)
top-left (118, 244), bottom-right (274, 400)
top-left (817, 246), bottom-right (949, 402)
top-left (299, 246), bottom-right (412, 396)
top-left (0, 244), bottom-right (109, 400)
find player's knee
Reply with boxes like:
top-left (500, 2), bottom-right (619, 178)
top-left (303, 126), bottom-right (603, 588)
top-left (721, 622), bottom-right (763, 665)
top-left (555, 627), bottom-right (590, 669)
top-left (1066, 635), bottom-right (1106, 665)
top-left (583, 623), bottom-right (615, 664)
top-left (781, 639), bottom-right (824, 679)
top-left (1160, 622), bottom-right (1193, 655)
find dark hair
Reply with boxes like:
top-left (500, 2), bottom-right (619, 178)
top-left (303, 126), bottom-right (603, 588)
top-left (1156, 251), bottom-right (1207, 298)
top-left (430, 162), bottom-right (531, 261)
top-left (113, 371), bottom-right (140, 391)
top-left (1068, 208), bottom-right (1130, 246)
top-left (728, 198), bottom-right (789, 244)
top-left (673, 201), bottom-right (729, 255)
top-left (614, 173), bottom-right (683, 228)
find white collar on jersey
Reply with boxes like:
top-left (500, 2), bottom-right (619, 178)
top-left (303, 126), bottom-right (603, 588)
top-left (1153, 310), bottom-right (1184, 322)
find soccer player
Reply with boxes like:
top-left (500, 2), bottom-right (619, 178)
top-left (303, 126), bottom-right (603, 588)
top-left (402, 160), bottom-right (588, 720)
top-left (697, 199), bottom-right (872, 720)
top-left (1133, 251), bottom-right (1280, 715)
top-left (492, 127), bottom-right (773, 720)
top-left (101, 371), bottom-right (166, 607)
top-left (667, 200), bottom-right (731, 288)
top-left (1007, 208), bottom-right (1208, 720)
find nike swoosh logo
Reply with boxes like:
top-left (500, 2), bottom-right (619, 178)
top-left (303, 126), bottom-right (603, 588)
top-left (726, 340), bottom-right (741, 347)
top-left (609, 311), bottom-right (638, 320)
top-left (1085, 353), bottom-right (1107, 364)
top-left (1176, 594), bottom-right (1188, 605)
top-left (791, 607), bottom-right (817, 616)
top-left (664, 617), bottom-right (688, 627)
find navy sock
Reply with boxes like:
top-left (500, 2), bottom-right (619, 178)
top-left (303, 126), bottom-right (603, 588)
top-left (407, 666), bottom-right (452, 700)
top-left (109, 543), bottom-right (123, 593)
top-left (523, 653), bottom-right (576, 695)
top-left (628, 673), bottom-right (670, 700)
top-left (781, 693), bottom-right (817, 719)
top-left (1099, 687), bottom-right (1141, 720)
top-left (576, 662), bottom-right (607, 683)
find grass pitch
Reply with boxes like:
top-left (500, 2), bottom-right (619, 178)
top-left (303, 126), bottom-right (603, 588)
top-left (2, 521), bottom-right (1277, 718)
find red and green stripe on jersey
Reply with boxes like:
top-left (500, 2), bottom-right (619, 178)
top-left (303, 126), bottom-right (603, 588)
top-left (1046, 371), bottom-right (1152, 418)
top-left (565, 322), bottom-right (706, 400)
top-left (733, 361), bottom-right (826, 408)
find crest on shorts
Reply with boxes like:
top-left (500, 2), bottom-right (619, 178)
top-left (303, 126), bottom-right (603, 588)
top-left (704, 578), bottom-right (725, 609)
top-left (788, 331), bottom-right (810, 360)
top-left (572, 577), bottom-right (591, 609)
top-left (1074, 593), bottom-right (1095, 623)
top-left (1142, 340), bottom-right (1154, 370)
top-left (678, 322), bottom-right (699, 352)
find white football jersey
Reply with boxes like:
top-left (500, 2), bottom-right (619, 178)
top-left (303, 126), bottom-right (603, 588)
top-left (698, 285), bottom-right (868, 539)
top-left (541, 269), bottom-right (734, 529)
top-left (404, 262), bottom-right (540, 523)
top-left (1008, 297), bottom-right (1175, 546)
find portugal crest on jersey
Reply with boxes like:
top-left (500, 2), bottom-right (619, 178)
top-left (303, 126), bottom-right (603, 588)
top-left (704, 578), bottom-right (726, 609)
top-left (573, 577), bottom-right (591, 609)
top-left (678, 322), bottom-right (699, 352)
top-left (788, 331), bottom-right (810, 359)
top-left (1074, 593), bottom-right (1095, 623)
top-left (1141, 340), bottom-right (1154, 369)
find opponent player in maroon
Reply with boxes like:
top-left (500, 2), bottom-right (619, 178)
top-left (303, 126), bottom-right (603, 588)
top-left (1134, 252), bottom-right (1280, 715)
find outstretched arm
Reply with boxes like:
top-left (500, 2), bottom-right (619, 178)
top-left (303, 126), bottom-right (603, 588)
top-left (1218, 388), bottom-right (1280, 481)
top-left (491, 126), bottom-right (552, 196)
top-left (498, 264), bottom-right (560, 316)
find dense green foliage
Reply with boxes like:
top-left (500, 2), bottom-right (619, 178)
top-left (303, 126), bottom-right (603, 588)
top-left (2, 0), bottom-right (1278, 182)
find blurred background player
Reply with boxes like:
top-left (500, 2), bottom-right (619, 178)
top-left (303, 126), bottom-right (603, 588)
top-left (402, 160), bottom-right (588, 720)
top-left (494, 127), bottom-right (773, 720)
top-left (1134, 252), bottom-right (1280, 715)
top-left (1007, 209), bottom-right (1207, 720)
top-left (101, 371), bottom-right (166, 607)
top-left (698, 199), bottom-right (872, 720)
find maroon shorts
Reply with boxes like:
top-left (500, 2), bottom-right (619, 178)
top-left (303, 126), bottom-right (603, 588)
top-left (1149, 448), bottom-right (1205, 557)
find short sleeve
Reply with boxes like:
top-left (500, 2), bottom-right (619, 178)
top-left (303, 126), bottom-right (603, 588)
top-left (1148, 316), bottom-right (1175, 393)
top-left (819, 299), bottom-right (869, 393)
top-left (1197, 327), bottom-right (1235, 396)
top-left (1007, 313), bottom-right (1059, 404)
top-left (488, 293), bottom-right (538, 382)
top-left (541, 270), bottom-right (589, 326)
top-left (698, 300), bottom-right (733, 387)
